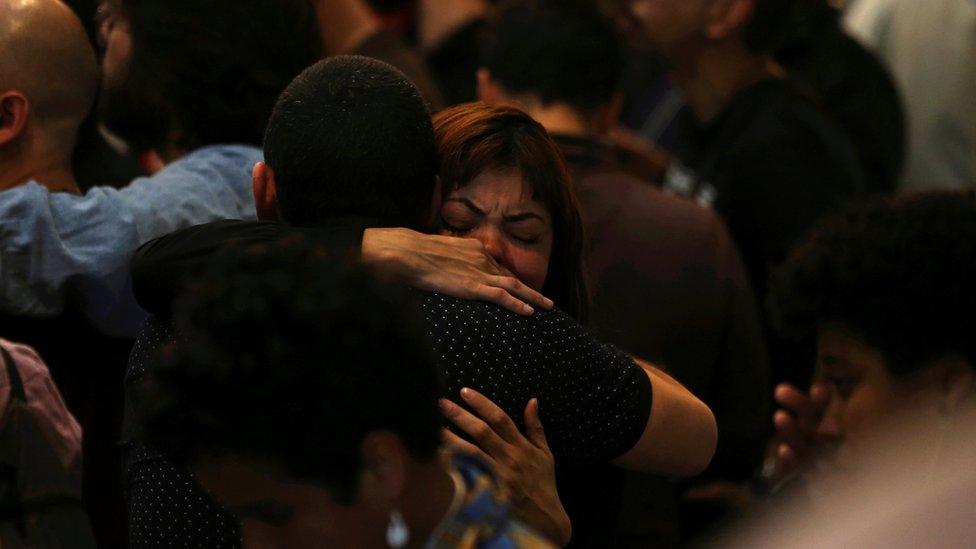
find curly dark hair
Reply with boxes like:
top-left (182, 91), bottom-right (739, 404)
top-left (770, 191), bottom-right (976, 377)
top-left (264, 56), bottom-right (437, 230)
top-left (136, 237), bottom-right (443, 503)
top-left (102, 0), bottom-right (321, 154)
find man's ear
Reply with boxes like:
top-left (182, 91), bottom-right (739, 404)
top-left (252, 162), bottom-right (280, 221)
top-left (704, 0), bottom-right (755, 42)
top-left (0, 92), bottom-right (30, 147)
top-left (355, 432), bottom-right (408, 512)
top-left (938, 358), bottom-right (975, 416)
top-left (477, 68), bottom-right (504, 105)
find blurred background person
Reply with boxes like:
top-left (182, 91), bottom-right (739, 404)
top-left (619, 0), bottom-right (864, 303)
top-left (134, 240), bottom-right (555, 548)
top-left (719, 190), bottom-right (976, 548)
top-left (775, 0), bottom-right (905, 195)
top-left (0, 0), bottom-right (98, 196)
top-left (845, 0), bottom-right (976, 191)
top-left (763, 190), bottom-right (976, 504)
top-left (0, 338), bottom-right (92, 547)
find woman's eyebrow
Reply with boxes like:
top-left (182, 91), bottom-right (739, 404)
top-left (446, 197), bottom-right (486, 215)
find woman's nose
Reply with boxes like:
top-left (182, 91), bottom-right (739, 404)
top-left (479, 228), bottom-right (507, 263)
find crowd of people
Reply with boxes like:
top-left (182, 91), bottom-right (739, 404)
top-left (0, 0), bottom-right (972, 547)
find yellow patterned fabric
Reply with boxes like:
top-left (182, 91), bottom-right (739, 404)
top-left (425, 455), bottom-right (554, 549)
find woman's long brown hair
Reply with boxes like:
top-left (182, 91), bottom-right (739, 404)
top-left (433, 102), bottom-right (589, 321)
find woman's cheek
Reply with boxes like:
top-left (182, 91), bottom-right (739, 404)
top-left (507, 247), bottom-right (550, 292)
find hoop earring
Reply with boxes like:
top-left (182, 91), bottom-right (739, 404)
top-left (386, 509), bottom-right (410, 548)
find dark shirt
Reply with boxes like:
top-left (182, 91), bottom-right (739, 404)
top-left (777, 4), bottom-right (905, 194)
top-left (121, 219), bottom-right (652, 547)
top-left (663, 77), bottom-right (864, 301)
top-left (557, 135), bottom-right (771, 545)
top-left (558, 134), bottom-right (769, 477)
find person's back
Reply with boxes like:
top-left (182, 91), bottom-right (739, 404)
top-left (845, 0), bottom-right (976, 190)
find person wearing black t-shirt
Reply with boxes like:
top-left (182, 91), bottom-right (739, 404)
top-left (122, 56), bottom-right (717, 547)
top-left (622, 0), bottom-right (864, 302)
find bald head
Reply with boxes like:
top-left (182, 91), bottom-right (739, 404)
top-left (0, 0), bottom-right (99, 156)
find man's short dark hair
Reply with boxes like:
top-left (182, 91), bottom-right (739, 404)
top-left (482, 3), bottom-right (622, 115)
top-left (770, 191), bottom-right (976, 377)
top-left (741, 0), bottom-right (797, 54)
top-left (264, 55), bottom-right (437, 229)
top-left (137, 237), bottom-right (443, 503)
top-left (102, 0), bottom-right (321, 153)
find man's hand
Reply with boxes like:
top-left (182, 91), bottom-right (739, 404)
top-left (362, 228), bottom-right (553, 316)
top-left (440, 389), bottom-right (571, 547)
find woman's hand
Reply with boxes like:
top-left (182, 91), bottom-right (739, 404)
top-left (361, 228), bottom-right (553, 316)
top-left (439, 388), bottom-right (572, 547)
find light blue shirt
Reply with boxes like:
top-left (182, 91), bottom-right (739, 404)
top-left (0, 144), bottom-right (262, 337)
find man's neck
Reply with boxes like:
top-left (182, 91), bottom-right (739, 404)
top-left (514, 100), bottom-right (593, 140)
top-left (0, 160), bottom-right (80, 195)
top-left (670, 43), bottom-right (781, 124)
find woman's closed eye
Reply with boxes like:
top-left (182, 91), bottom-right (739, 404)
top-left (441, 219), bottom-right (475, 236)
top-left (508, 230), bottom-right (543, 245)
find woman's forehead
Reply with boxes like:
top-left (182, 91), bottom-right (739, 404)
top-left (450, 169), bottom-right (548, 210)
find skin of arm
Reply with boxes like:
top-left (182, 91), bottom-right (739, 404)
top-left (416, 0), bottom-right (488, 53)
top-left (131, 223), bottom-right (554, 319)
top-left (612, 358), bottom-right (718, 477)
top-left (312, 0), bottom-right (380, 55)
top-left (443, 359), bottom-right (719, 478)
top-left (440, 358), bottom-right (718, 542)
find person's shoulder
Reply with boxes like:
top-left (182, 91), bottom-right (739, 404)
top-left (741, 79), bottom-right (832, 130)
top-left (127, 144), bottom-right (262, 190)
top-left (579, 168), bottom-right (725, 245)
top-left (418, 292), bottom-right (572, 329)
top-left (178, 144), bottom-right (264, 166)
top-left (0, 180), bottom-right (50, 204)
top-left (725, 80), bottom-right (860, 174)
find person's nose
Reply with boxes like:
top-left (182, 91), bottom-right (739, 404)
top-left (478, 227), bottom-right (508, 265)
top-left (816, 394), bottom-right (843, 443)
